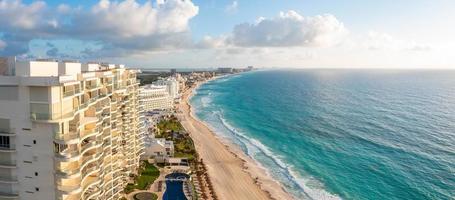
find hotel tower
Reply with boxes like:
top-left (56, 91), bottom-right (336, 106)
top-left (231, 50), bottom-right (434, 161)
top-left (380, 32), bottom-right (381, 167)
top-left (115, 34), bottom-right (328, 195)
top-left (0, 58), bottom-right (145, 200)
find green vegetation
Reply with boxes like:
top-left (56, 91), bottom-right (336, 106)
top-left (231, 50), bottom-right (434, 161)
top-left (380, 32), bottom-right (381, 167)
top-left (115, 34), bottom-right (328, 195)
top-left (156, 117), bottom-right (196, 161)
top-left (156, 117), bottom-right (183, 137)
top-left (124, 161), bottom-right (160, 194)
top-left (137, 73), bottom-right (170, 86)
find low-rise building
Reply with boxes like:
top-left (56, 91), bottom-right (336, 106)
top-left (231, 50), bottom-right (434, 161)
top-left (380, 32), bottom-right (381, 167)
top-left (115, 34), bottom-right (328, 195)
top-left (145, 138), bottom-right (174, 163)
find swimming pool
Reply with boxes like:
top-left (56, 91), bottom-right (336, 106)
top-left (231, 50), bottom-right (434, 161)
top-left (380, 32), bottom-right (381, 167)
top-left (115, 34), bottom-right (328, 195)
top-left (163, 173), bottom-right (189, 200)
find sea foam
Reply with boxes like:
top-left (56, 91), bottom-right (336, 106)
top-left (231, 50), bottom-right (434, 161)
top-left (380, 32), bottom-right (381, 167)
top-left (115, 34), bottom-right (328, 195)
top-left (216, 110), bottom-right (341, 200)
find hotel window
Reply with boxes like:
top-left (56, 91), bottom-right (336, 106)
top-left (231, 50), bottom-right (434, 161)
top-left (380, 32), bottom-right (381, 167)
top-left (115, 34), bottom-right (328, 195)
top-left (0, 136), bottom-right (10, 148)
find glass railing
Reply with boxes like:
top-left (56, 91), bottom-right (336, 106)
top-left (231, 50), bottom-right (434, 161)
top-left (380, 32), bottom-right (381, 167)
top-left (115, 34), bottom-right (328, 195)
top-left (66, 90), bottom-right (76, 97)
top-left (0, 128), bottom-right (15, 134)
top-left (54, 132), bottom-right (79, 141)
top-left (55, 148), bottom-right (79, 159)
top-left (0, 174), bottom-right (17, 182)
top-left (56, 183), bottom-right (81, 193)
top-left (0, 158), bottom-right (16, 166)
top-left (81, 154), bottom-right (98, 166)
top-left (56, 167), bottom-right (80, 177)
top-left (81, 141), bottom-right (97, 153)
top-left (30, 103), bottom-right (75, 121)
top-left (85, 84), bottom-right (99, 90)
top-left (81, 129), bottom-right (97, 139)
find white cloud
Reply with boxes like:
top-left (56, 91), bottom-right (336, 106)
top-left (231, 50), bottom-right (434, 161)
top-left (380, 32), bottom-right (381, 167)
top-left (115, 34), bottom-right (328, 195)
top-left (0, 40), bottom-right (6, 50)
top-left (365, 31), bottom-right (431, 51)
top-left (196, 36), bottom-right (227, 48)
top-left (225, 1), bottom-right (238, 14)
top-left (0, 0), bottom-right (47, 30)
top-left (0, 0), bottom-right (199, 57)
top-left (73, 0), bottom-right (198, 38)
top-left (229, 10), bottom-right (348, 47)
top-left (57, 4), bottom-right (71, 13)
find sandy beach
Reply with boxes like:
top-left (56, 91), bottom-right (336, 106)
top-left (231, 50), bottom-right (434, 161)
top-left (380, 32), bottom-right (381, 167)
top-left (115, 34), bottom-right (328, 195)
top-left (177, 79), bottom-right (294, 200)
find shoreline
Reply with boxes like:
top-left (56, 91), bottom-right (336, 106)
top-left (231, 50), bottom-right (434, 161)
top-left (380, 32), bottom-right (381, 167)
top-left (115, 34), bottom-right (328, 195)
top-left (178, 76), bottom-right (294, 200)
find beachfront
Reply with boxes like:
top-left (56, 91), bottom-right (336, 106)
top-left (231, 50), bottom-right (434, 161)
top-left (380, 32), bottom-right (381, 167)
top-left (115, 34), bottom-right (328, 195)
top-left (177, 78), bottom-right (294, 200)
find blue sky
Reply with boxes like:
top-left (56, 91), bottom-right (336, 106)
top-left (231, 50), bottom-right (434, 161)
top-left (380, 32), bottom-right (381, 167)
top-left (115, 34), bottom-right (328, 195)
top-left (1, 0), bottom-right (454, 68)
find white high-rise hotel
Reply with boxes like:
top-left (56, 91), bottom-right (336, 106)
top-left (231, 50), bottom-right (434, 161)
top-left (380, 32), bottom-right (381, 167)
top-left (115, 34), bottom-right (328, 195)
top-left (0, 58), bottom-right (145, 200)
top-left (139, 85), bottom-right (173, 111)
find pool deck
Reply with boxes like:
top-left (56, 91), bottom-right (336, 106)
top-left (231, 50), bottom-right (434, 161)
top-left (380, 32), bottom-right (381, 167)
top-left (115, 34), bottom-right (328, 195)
top-left (126, 166), bottom-right (192, 200)
top-left (126, 167), bottom-right (167, 200)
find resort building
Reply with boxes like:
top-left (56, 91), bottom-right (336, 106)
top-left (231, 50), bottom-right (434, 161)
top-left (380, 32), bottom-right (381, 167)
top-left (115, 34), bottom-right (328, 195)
top-left (152, 77), bottom-right (179, 100)
top-left (139, 85), bottom-right (173, 111)
top-left (144, 138), bottom-right (174, 163)
top-left (217, 67), bottom-right (233, 74)
top-left (0, 58), bottom-right (145, 200)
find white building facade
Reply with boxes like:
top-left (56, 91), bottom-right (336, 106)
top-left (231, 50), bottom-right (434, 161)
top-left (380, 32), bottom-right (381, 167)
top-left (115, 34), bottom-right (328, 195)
top-left (139, 85), bottom-right (173, 111)
top-left (153, 78), bottom-right (179, 100)
top-left (144, 138), bottom-right (174, 163)
top-left (0, 59), bottom-right (145, 200)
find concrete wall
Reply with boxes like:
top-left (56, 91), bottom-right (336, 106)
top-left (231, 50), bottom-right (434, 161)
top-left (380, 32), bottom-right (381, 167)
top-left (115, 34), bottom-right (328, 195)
top-left (59, 63), bottom-right (81, 76)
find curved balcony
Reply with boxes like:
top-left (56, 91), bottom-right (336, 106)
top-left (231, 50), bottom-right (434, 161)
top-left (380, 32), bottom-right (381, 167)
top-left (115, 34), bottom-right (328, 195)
top-left (81, 175), bottom-right (101, 197)
top-left (80, 152), bottom-right (102, 171)
top-left (80, 129), bottom-right (99, 141)
top-left (55, 166), bottom-right (81, 180)
top-left (54, 132), bottom-right (79, 145)
top-left (56, 183), bottom-right (82, 196)
top-left (81, 117), bottom-right (98, 126)
top-left (84, 186), bottom-right (101, 200)
top-left (55, 151), bottom-right (80, 165)
top-left (80, 141), bottom-right (101, 156)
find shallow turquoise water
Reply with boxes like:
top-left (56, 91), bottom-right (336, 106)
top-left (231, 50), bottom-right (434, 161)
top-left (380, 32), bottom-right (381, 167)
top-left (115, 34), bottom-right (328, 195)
top-left (190, 69), bottom-right (455, 200)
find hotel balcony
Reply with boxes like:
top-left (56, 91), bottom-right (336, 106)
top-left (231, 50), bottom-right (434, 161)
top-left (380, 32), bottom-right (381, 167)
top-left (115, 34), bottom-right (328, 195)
top-left (55, 144), bottom-right (80, 162)
top-left (80, 128), bottom-right (98, 141)
top-left (55, 165), bottom-right (81, 180)
top-left (30, 102), bottom-right (75, 121)
top-left (80, 141), bottom-right (101, 156)
top-left (63, 84), bottom-right (82, 98)
top-left (56, 183), bottom-right (82, 198)
top-left (0, 174), bottom-right (18, 184)
top-left (84, 188), bottom-right (101, 200)
top-left (0, 184), bottom-right (19, 199)
top-left (81, 174), bottom-right (101, 198)
top-left (0, 154), bottom-right (16, 169)
top-left (54, 131), bottom-right (79, 144)
top-left (84, 79), bottom-right (100, 91)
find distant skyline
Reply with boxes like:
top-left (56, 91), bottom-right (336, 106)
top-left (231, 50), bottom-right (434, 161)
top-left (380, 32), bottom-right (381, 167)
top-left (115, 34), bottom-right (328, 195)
top-left (1, 0), bottom-right (455, 68)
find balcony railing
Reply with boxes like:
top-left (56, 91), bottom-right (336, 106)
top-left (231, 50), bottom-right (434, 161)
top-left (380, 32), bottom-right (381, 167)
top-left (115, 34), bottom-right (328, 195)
top-left (63, 88), bottom-right (81, 98)
top-left (0, 128), bottom-right (15, 135)
top-left (0, 174), bottom-right (18, 183)
top-left (55, 167), bottom-right (80, 177)
top-left (54, 132), bottom-right (79, 142)
top-left (85, 83), bottom-right (99, 90)
top-left (81, 141), bottom-right (98, 153)
top-left (0, 158), bottom-right (16, 168)
top-left (55, 148), bottom-right (79, 159)
top-left (56, 184), bottom-right (81, 194)
top-left (30, 103), bottom-right (75, 121)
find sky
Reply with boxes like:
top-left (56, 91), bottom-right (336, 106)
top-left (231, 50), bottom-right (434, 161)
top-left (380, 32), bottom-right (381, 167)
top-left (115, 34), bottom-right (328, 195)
top-left (0, 0), bottom-right (455, 68)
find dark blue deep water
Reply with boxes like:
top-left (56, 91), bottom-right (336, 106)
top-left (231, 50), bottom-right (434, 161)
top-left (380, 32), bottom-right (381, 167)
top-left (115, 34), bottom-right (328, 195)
top-left (163, 173), bottom-right (189, 200)
top-left (190, 69), bottom-right (455, 200)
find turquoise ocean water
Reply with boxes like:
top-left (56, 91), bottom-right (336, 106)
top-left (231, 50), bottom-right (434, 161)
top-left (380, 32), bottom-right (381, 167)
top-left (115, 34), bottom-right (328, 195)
top-left (189, 69), bottom-right (455, 200)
